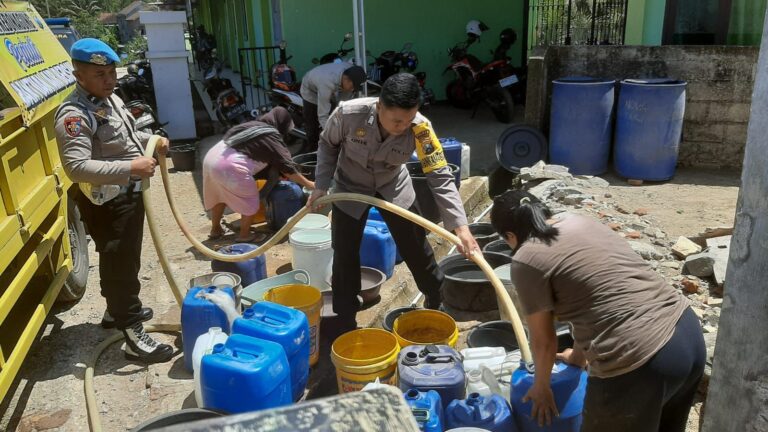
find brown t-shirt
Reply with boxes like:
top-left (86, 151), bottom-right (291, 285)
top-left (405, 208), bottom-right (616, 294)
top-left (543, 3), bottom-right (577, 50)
top-left (510, 214), bottom-right (688, 378)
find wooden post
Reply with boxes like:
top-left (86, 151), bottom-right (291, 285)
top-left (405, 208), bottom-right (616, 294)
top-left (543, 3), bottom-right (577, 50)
top-left (702, 8), bottom-right (768, 432)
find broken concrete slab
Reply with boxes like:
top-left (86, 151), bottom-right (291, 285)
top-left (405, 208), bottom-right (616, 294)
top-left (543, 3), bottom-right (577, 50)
top-left (573, 176), bottom-right (610, 188)
top-left (706, 236), bottom-right (732, 287)
top-left (628, 241), bottom-right (664, 261)
top-left (518, 161), bottom-right (572, 182)
top-left (552, 187), bottom-right (586, 199)
top-left (562, 194), bottom-right (593, 206)
top-left (683, 252), bottom-right (716, 277)
top-left (672, 236), bottom-right (703, 259)
top-left (525, 179), bottom-right (566, 200)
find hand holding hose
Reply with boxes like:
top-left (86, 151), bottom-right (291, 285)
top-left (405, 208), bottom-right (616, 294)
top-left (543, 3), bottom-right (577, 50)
top-left (454, 224), bottom-right (481, 258)
top-left (306, 189), bottom-right (327, 211)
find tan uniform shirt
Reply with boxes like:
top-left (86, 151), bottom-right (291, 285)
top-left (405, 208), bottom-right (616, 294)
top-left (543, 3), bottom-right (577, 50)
top-left (510, 214), bottom-right (689, 378)
top-left (54, 84), bottom-right (150, 186)
top-left (299, 62), bottom-right (355, 126)
top-left (315, 97), bottom-right (468, 231)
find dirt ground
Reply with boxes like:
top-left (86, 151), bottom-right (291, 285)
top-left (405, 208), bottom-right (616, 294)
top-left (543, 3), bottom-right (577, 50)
top-left (0, 133), bottom-right (741, 431)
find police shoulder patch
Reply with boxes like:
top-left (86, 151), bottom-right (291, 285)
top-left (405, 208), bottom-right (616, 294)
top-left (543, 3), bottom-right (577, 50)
top-left (64, 116), bottom-right (83, 137)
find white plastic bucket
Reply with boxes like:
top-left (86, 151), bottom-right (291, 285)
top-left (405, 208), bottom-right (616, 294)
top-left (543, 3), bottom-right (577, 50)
top-left (290, 228), bottom-right (333, 291)
top-left (289, 213), bottom-right (331, 234)
top-left (461, 142), bottom-right (471, 179)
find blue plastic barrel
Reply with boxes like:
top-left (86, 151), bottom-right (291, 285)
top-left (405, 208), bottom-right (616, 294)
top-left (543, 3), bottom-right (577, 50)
top-left (549, 77), bottom-right (616, 175)
top-left (231, 302), bottom-right (311, 401)
top-left (367, 207), bottom-right (403, 263)
top-left (211, 243), bottom-right (267, 287)
top-left (404, 389), bottom-right (444, 432)
top-left (446, 393), bottom-right (516, 432)
top-left (398, 345), bottom-right (465, 409)
top-left (360, 222), bottom-right (397, 278)
top-left (200, 334), bottom-right (292, 413)
top-left (511, 362), bottom-right (587, 432)
top-left (266, 181), bottom-right (304, 230)
top-left (182, 286), bottom-right (236, 371)
top-left (614, 79), bottom-right (687, 181)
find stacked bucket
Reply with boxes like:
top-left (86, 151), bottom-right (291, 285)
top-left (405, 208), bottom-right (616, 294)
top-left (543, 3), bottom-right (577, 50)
top-left (549, 77), bottom-right (687, 180)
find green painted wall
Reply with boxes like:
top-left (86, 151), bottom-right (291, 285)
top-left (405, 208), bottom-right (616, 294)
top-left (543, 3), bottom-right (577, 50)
top-left (279, 0), bottom-right (526, 100)
top-left (624, 0), bottom-right (647, 45)
top-left (728, 0), bottom-right (767, 45)
top-left (642, 0), bottom-right (665, 45)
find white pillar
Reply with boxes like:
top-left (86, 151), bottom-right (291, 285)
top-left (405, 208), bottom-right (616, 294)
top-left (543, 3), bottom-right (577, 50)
top-left (140, 11), bottom-right (196, 140)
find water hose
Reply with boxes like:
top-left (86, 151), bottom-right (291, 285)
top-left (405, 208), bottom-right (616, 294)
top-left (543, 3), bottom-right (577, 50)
top-left (83, 136), bottom-right (531, 431)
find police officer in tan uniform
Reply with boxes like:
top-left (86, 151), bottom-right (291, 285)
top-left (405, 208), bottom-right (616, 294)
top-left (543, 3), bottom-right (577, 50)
top-left (308, 73), bottom-right (480, 339)
top-left (54, 39), bottom-right (173, 363)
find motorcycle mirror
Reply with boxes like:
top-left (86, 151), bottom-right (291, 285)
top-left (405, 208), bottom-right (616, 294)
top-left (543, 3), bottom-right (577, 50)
top-left (279, 40), bottom-right (287, 49)
top-left (138, 68), bottom-right (144, 76)
top-left (344, 32), bottom-right (353, 41)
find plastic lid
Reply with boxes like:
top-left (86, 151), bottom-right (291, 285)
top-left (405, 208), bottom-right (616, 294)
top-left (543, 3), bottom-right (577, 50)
top-left (289, 228), bottom-right (332, 247)
top-left (554, 76), bottom-right (615, 84)
top-left (496, 125), bottom-right (548, 173)
top-left (212, 343), bottom-right (225, 354)
top-left (623, 78), bottom-right (685, 85)
top-left (290, 213), bottom-right (330, 232)
top-left (218, 243), bottom-right (258, 254)
top-left (243, 308), bottom-right (255, 318)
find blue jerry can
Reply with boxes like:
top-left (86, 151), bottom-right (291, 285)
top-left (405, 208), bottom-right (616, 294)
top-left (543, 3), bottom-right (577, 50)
top-left (404, 388), bottom-right (444, 432)
top-left (232, 301), bottom-right (311, 401)
top-left (200, 334), bottom-right (292, 414)
top-left (182, 286), bottom-right (236, 371)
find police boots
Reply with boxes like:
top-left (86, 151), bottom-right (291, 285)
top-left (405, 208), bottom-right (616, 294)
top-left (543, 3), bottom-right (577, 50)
top-left (121, 321), bottom-right (174, 363)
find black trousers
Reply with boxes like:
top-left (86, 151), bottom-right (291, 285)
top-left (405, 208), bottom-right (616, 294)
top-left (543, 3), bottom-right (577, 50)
top-left (330, 202), bottom-right (443, 324)
top-left (76, 188), bottom-right (145, 329)
top-left (581, 307), bottom-right (706, 432)
top-left (302, 98), bottom-right (320, 153)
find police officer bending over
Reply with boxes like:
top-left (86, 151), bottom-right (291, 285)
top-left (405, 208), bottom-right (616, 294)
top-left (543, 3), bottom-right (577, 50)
top-left (54, 39), bottom-right (173, 363)
top-left (307, 73), bottom-right (480, 339)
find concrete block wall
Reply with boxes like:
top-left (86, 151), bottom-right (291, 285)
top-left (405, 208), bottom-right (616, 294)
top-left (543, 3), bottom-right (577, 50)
top-left (525, 45), bottom-right (759, 169)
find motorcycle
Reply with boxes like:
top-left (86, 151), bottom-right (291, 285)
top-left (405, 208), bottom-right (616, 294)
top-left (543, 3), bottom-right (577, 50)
top-left (194, 26), bottom-right (217, 72)
top-left (365, 43), bottom-right (435, 108)
top-left (312, 32), bottom-right (355, 65)
top-left (115, 59), bottom-right (156, 108)
top-left (203, 62), bottom-right (255, 127)
top-left (267, 43), bottom-right (310, 152)
top-left (126, 100), bottom-right (167, 137)
top-left (445, 24), bottom-right (521, 123)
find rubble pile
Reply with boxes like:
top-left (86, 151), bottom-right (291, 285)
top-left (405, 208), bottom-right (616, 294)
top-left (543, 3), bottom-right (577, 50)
top-left (517, 162), bottom-right (730, 385)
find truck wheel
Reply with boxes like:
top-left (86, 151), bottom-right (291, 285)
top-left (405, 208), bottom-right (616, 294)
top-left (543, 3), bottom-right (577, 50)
top-left (58, 198), bottom-right (89, 302)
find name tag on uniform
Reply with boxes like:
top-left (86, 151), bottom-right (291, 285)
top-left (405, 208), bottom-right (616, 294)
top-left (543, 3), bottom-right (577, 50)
top-left (412, 123), bottom-right (447, 173)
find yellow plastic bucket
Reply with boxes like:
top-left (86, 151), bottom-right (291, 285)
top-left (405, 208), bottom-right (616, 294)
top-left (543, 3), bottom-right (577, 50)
top-left (393, 309), bottom-right (459, 348)
top-left (264, 284), bottom-right (323, 366)
top-left (331, 328), bottom-right (400, 393)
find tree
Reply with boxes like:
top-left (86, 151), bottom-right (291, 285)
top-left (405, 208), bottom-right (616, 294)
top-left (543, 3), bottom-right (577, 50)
top-left (60, 0), bottom-right (101, 16)
top-left (71, 12), bottom-right (119, 50)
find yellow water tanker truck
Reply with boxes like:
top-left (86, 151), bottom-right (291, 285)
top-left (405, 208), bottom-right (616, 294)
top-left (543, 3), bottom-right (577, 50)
top-left (0, 0), bottom-right (89, 401)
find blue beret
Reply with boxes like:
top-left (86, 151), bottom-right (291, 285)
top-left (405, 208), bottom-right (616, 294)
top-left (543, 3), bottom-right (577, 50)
top-left (70, 38), bottom-right (120, 65)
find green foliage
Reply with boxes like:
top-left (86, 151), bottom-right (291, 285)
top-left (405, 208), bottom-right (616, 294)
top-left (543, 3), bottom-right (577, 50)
top-left (122, 32), bottom-right (148, 64)
top-left (72, 12), bottom-right (119, 50)
top-left (32, 0), bottom-right (142, 18)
